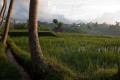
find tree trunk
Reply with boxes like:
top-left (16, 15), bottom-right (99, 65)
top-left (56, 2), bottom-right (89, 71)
top-left (2, 0), bottom-right (14, 46)
top-left (0, 0), bottom-right (7, 28)
top-left (117, 65), bottom-right (120, 77)
top-left (0, 0), bottom-right (6, 22)
top-left (29, 0), bottom-right (48, 79)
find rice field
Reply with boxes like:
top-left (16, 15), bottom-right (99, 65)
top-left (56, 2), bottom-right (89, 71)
top-left (11, 32), bottom-right (120, 79)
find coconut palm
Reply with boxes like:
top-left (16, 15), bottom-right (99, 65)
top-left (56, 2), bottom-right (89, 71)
top-left (0, 0), bottom-right (7, 28)
top-left (0, 0), bottom-right (6, 22)
top-left (29, 0), bottom-right (48, 79)
top-left (2, 0), bottom-right (15, 46)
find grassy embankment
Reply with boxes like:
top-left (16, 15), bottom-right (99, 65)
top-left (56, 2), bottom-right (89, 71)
top-left (7, 32), bottom-right (77, 80)
top-left (9, 30), bottom-right (120, 80)
top-left (0, 37), bottom-right (21, 80)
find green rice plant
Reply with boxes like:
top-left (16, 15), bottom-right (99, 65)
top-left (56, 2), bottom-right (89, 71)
top-left (11, 32), bottom-right (120, 79)
top-left (8, 37), bottom-right (78, 80)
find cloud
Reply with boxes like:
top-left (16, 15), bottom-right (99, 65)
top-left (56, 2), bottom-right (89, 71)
top-left (92, 11), bottom-right (120, 24)
top-left (13, 0), bottom-right (72, 23)
top-left (0, 0), bottom-right (82, 23)
top-left (1, 0), bottom-right (120, 24)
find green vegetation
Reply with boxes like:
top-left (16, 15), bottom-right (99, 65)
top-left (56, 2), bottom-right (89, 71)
top-left (10, 31), bottom-right (120, 80)
top-left (7, 37), bottom-right (33, 79)
top-left (7, 36), bottom-right (77, 80)
top-left (0, 44), bottom-right (21, 80)
top-left (8, 31), bottom-right (57, 37)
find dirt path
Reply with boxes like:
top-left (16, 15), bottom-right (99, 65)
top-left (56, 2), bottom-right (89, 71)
top-left (7, 48), bottom-right (31, 80)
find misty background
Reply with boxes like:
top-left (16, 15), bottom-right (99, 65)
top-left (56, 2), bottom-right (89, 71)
top-left (0, 0), bottom-right (120, 37)
top-left (1, 0), bottom-right (120, 24)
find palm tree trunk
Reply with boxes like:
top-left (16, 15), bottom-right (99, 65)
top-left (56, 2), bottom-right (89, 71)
top-left (117, 65), bottom-right (120, 77)
top-left (0, 0), bottom-right (6, 22)
top-left (0, 0), bottom-right (7, 28)
top-left (2, 0), bottom-right (14, 46)
top-left (29, 0), bottom-right (48, 79)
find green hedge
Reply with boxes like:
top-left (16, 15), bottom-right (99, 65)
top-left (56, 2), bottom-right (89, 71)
top-left (8, 31), bottom-right (57, 37)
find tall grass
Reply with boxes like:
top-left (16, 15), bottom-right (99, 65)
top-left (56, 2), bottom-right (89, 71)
top-left (8, 37), bottom-right (77, 80)
top-left (11, 32), bottom-right (120, 79)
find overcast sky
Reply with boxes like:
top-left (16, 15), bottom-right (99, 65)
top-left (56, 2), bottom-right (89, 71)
top-left (1, 0), bottom-right (120, 24)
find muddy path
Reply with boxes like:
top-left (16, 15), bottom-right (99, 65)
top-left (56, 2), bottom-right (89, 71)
top-left (7, 48), bottom-right (31, 80)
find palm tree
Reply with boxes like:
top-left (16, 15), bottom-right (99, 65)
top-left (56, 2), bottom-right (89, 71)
top-left (2, 0), bottom-right (15, 46)
top-left (0, 0), bottom-right (7, 28)
top-left (0, 0), bottom-right (6, 22)
top-left (29, 0), bottom-right (48, 79)
top-left (117, 64), bottom-right (120, 79)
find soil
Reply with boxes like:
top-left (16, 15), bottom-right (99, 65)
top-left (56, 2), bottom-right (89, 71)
top-left (7, 48), bottom-right (31, 80)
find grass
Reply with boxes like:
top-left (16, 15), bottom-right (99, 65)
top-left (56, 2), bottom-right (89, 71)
top-left (11, 32), bottom-right (120, 80)
top-left (6, 37), bottom-right (33, 79)
top-left (8, 31), bottom-right (57, 37)
top-left (0, 43), bottom-right (21, 80)
top-left (0, 29), bottom-right (57, 37)
top-left (7, 37), bottom-right (77, 80)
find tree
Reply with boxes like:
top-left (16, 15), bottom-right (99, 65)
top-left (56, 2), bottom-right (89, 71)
top-left (57, 22), bottom-right (63, 32)
top-left (53, 19), bottom-right (58, 25)
top-left (1, 0), bottom-right (15, 46)
top-left (0, 0), bottom-right (7, 28)
top-left (115, 21), bottom-right (120, 26)
top-left (29, 0), bottom-right (48, 79)
top-left (58, 22), bottom-right (63, 28)
top-left (94, 22), bottom-right (98, 27)
top-left (0, 0), bottom-right (5, 22)
top-left (53, 19), bottom-right (63, 32)
top-left (10, 18), bottom-right (16, 29)
top-left (117, 67), bottom-right (120, 76)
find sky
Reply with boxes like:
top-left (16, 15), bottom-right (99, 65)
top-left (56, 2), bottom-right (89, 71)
top-left (1, 0), bottom-right (120, 24)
